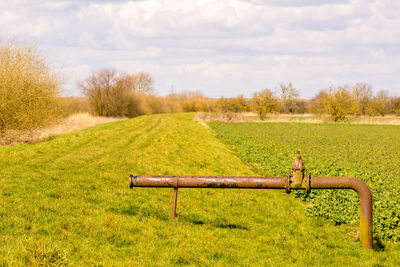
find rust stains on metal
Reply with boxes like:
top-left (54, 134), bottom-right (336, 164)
top-left (130, 175), bottom-right (287, 189)
top-left (285, 172), bottom-right (291, 194)
top-left (128, 152), bottom-right (373, 249)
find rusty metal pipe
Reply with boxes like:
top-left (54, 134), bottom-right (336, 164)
top-left (128, 174), bottom-right (373, 249)
top-left (129, 175), bottom-right (286, 189)
top-left (311, 176), bottom-right (373, 249)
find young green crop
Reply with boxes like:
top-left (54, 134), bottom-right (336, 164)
top-left (208, 121), bottom-right (400, 242)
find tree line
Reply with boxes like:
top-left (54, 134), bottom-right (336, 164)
top-left (80, 69), bottom-right (400, 122)
top-left (1, 41), bottom-right (400, 135)
top-left (216, 83), bottom-right (400, 121)
top-left (311, 84), bottom-right (400, 121)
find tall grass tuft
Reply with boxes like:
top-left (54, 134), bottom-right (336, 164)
top-left (0, 41), bottom-right (61, 132)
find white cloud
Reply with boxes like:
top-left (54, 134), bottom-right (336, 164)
top-left (0, 0), bottom-right (399, 97)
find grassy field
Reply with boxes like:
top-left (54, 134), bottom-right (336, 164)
top-left (1, 113), bottom-right (400, 265)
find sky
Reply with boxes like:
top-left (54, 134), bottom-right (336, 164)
top-left (0, 0), bottom-right (399, 98)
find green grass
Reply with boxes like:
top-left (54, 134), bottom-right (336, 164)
top-left (1, 113), bottom-right (399, 265)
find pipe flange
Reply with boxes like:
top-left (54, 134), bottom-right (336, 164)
top-left (173, 177), bottom-right (178, 189)
top-left (285, 172), bottom-right (291, 194)
top-left (129, 174), bottom-right (134, 188)
top-left (305, 173), bottom-right (311, 194)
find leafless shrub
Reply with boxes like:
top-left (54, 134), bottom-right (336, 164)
top-left (0, 41), bottom-right (62, 132)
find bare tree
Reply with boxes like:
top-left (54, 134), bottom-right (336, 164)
top-left (79, 69), bottom-right (157, 117)
top-left (118, 72), bottom-right (154, 94)
top-left (369, 90), bottom-right (392, 116)
top-left (279, 82), bottom-right (300, 113)
top-left (351, 83), bottom-right (372, 115)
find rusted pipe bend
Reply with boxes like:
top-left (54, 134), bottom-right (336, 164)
top-left (129, 174), bottom-right (373, 249)
top-left (311, 176), bottom-right (373, 249)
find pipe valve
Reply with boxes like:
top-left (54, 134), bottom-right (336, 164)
top-left (285, 151), bottom-right (311, 194)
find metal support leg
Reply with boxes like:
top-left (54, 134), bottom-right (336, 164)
top-left (172, 187), bottom-right (178, 219)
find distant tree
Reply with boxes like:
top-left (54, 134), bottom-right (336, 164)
top-left (391, 97), bottom-right (400, 116)
top-left (351, 83), bottom-right (372, 115)
top-left (79, 69), bottom-right (123, 116)
top-left (366, 90), bottom-right (392, 116)
top-left (311, 84), bottom-right (398, 119)
top-left (117, 72), bottom-right (154, 95)
top-left (328, 86), bottom-right (353, 122)
top-left (217, 95), bottom-right (251, 113)
top-left (216, 97), bottom-right (231, 113)
top-left (180, 91), bottom-right (214, 112)
top-left (78, 69), bottom-right (154, 117)
top-left (279, 82), bottom-right (300, 113)
top-left (252, 89), bottom-right (279, 120)
top-left (312, 85), bottom-right (359, 121)
top-left (233, 95), bottom-right (251, 112)
top-left (310, 90), bottom-right (330, 115)
top-left (293, 100), bottom-right (307, 114)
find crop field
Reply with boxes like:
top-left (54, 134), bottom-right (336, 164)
top-left (209, 122), bottom-right (400, 242)
top-left (1, 113), bottom-right (400, 265)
